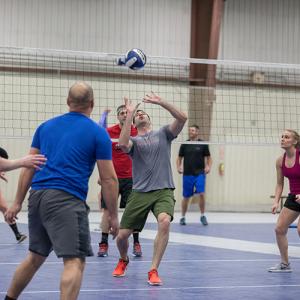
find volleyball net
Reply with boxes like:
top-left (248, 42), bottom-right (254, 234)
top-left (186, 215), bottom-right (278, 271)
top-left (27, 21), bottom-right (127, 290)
top-left (0, 46), bottom-right (300, 144)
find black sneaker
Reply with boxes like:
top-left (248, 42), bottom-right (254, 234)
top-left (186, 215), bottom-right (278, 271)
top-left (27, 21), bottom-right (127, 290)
top-left (179, 217), bottom-right (186, 225)
top-left (200, 216), bottom-right (208, 226)
top-left (16, 234), bottom-right (27, 244)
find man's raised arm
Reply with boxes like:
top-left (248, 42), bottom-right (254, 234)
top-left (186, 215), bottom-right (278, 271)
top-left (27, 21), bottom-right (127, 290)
top-left (143, 92), bottom-right (187, 136)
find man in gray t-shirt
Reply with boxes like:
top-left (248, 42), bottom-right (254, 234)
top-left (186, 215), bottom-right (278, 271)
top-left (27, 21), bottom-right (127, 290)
top-left (129, 125), bottom-right (175, 191)
top-left (112, 92), bottom-right (187, 286)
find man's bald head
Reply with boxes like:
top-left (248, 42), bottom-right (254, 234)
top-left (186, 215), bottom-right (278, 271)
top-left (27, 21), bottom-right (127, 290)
top-left (67, 81), bottom-right (94, 111)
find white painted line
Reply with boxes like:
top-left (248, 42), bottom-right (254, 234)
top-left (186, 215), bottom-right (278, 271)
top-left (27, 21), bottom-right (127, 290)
top-left (1, 258), bottom-right (299, 266)
top-left (1, 284), bottom-right (300, 295)
top-left (0, 242), bottom-right (154, 246)
top-left (142, 229), bottom-right (300, 258)
top-left (0, 212), bottom-right (283, 225)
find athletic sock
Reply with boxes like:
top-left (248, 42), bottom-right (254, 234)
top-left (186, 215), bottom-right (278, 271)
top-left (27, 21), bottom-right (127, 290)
top-left (9, 223), bottom-right (21, 239)
top-left (101, 232), bottom-right (109, 244)
top-left (133, 232), bottom-right (139, 243)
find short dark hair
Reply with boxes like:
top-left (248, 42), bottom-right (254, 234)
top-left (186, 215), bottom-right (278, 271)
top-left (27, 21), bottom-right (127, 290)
top-left (0, 147), bottom-right (9, 159)
top-left (189, 124), bottom-right (199, 130)
top-left (116, 105), bottom-right (126, 115)
top-left (133, 110), bottom-right (150, 124)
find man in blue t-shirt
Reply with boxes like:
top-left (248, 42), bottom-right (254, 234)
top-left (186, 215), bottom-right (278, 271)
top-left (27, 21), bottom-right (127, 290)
top-left (5, 81), bottom-right (119, 300)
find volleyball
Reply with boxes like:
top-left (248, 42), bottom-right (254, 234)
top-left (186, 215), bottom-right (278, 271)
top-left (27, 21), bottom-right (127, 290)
top-left (117, 48), bottom-right (147, 70)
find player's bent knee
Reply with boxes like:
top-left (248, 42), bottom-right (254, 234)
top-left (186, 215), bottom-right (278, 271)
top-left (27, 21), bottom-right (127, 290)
top-left (158, 214), bottom-right (171, 231)
top-left (63, 257), bottom-right (85, 272)
top-left (275, 225), bottom-right (288, 235)
top-left (117, 229), bottom-right (132, 241)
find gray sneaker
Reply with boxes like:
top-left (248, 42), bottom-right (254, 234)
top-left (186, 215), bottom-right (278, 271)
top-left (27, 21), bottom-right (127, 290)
top-left (268, 262), bottom-right (292, 273)
top-left (179, 217), bottom-right (186, 225)
top-left (200, 215), bottom-right (208, 226)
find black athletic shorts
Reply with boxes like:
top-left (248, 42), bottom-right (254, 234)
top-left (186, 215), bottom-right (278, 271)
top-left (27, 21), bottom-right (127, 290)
top-left (28, 189), bottom-right (93, 258)
top-left (101, 178), bottom-right (133, 209)
top-left (284, 194), bottom-right (300, 212)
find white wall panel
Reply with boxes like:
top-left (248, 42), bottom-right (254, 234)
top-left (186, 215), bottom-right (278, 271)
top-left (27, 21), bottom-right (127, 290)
top-left (0, 0), bottom-right (191, 57)
top-left (1, 0), bottom-right (299, 62)
top-left (0, 70), bottom-right (190, 211)
top-left (219, 0), bottom-right (300, 63)
top-left (205, 144), bottom-right (289, 212)
top-left (0, 139), bottom-right (289, 213)
top-left (2, 73), bottom-right (294, 212)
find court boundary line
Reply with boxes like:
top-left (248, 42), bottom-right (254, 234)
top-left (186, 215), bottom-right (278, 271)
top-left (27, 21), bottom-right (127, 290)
top-left (1, 283), bottom-right (300, 295)
top-left (141, 229), bottom-right (300, 258)
top-left (1, 258), bottom-right (300, 266)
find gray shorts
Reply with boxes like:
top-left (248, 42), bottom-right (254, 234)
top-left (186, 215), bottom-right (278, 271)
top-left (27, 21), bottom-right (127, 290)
top-left (28, 189), bottom-right (93, 258)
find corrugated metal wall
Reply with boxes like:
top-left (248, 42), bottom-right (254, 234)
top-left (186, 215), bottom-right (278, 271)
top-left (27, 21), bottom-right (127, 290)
top-left (0, 0), bottom-right (191, 57)
top-left (1, 0), bottom-right (299, 61)
top-left (219, 0), bottom-right (300, 63)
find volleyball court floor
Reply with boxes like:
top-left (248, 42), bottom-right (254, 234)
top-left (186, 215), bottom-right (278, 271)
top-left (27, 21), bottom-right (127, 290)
top-left (0, 212), bottom-right (299, 300)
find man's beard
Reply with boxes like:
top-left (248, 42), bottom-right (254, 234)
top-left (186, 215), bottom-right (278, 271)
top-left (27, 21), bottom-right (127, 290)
top-left (136, 119), bottom-right (148, 128)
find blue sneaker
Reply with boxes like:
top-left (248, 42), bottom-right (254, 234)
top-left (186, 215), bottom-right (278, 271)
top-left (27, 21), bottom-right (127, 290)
top-left (200, 216), bottom-right (208, 226)
top-left (180, 217), bottom-right (186, 225)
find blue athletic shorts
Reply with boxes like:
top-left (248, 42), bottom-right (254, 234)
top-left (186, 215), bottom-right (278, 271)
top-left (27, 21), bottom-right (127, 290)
top-left (182, 174), bottom-right (206, 198)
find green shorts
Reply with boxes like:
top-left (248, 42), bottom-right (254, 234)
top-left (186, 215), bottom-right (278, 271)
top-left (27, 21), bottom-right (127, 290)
top-left (120, 188), bottom-right (175, 232)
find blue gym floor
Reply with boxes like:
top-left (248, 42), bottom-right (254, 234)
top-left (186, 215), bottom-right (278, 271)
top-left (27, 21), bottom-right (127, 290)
top-left (0, 213), bottom-right (299, 300)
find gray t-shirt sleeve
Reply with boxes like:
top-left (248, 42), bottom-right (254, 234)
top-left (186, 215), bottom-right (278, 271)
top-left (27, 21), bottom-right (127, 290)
top-left (128, 137), bottom-right (135, 157)
top-left (161, 125), bottom-right (177, 141)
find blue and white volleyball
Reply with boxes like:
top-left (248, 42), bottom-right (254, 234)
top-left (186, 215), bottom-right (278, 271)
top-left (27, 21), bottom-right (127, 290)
top-left (117, 48), bottom-right (147, 70)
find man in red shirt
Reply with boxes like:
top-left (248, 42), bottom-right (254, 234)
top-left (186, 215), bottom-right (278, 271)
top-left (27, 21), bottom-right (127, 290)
top-left (98, 105), bottom-right (142, 258)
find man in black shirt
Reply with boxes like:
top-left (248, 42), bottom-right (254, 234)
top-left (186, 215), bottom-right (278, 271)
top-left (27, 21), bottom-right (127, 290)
top-left (176, 125), bottom-right (212, 225)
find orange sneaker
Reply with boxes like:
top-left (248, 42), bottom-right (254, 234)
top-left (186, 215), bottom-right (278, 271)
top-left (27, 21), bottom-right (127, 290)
top-left (112, 258), bottom-right (129, 277)
top-left (147, 269), bottom-right (162, 286)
